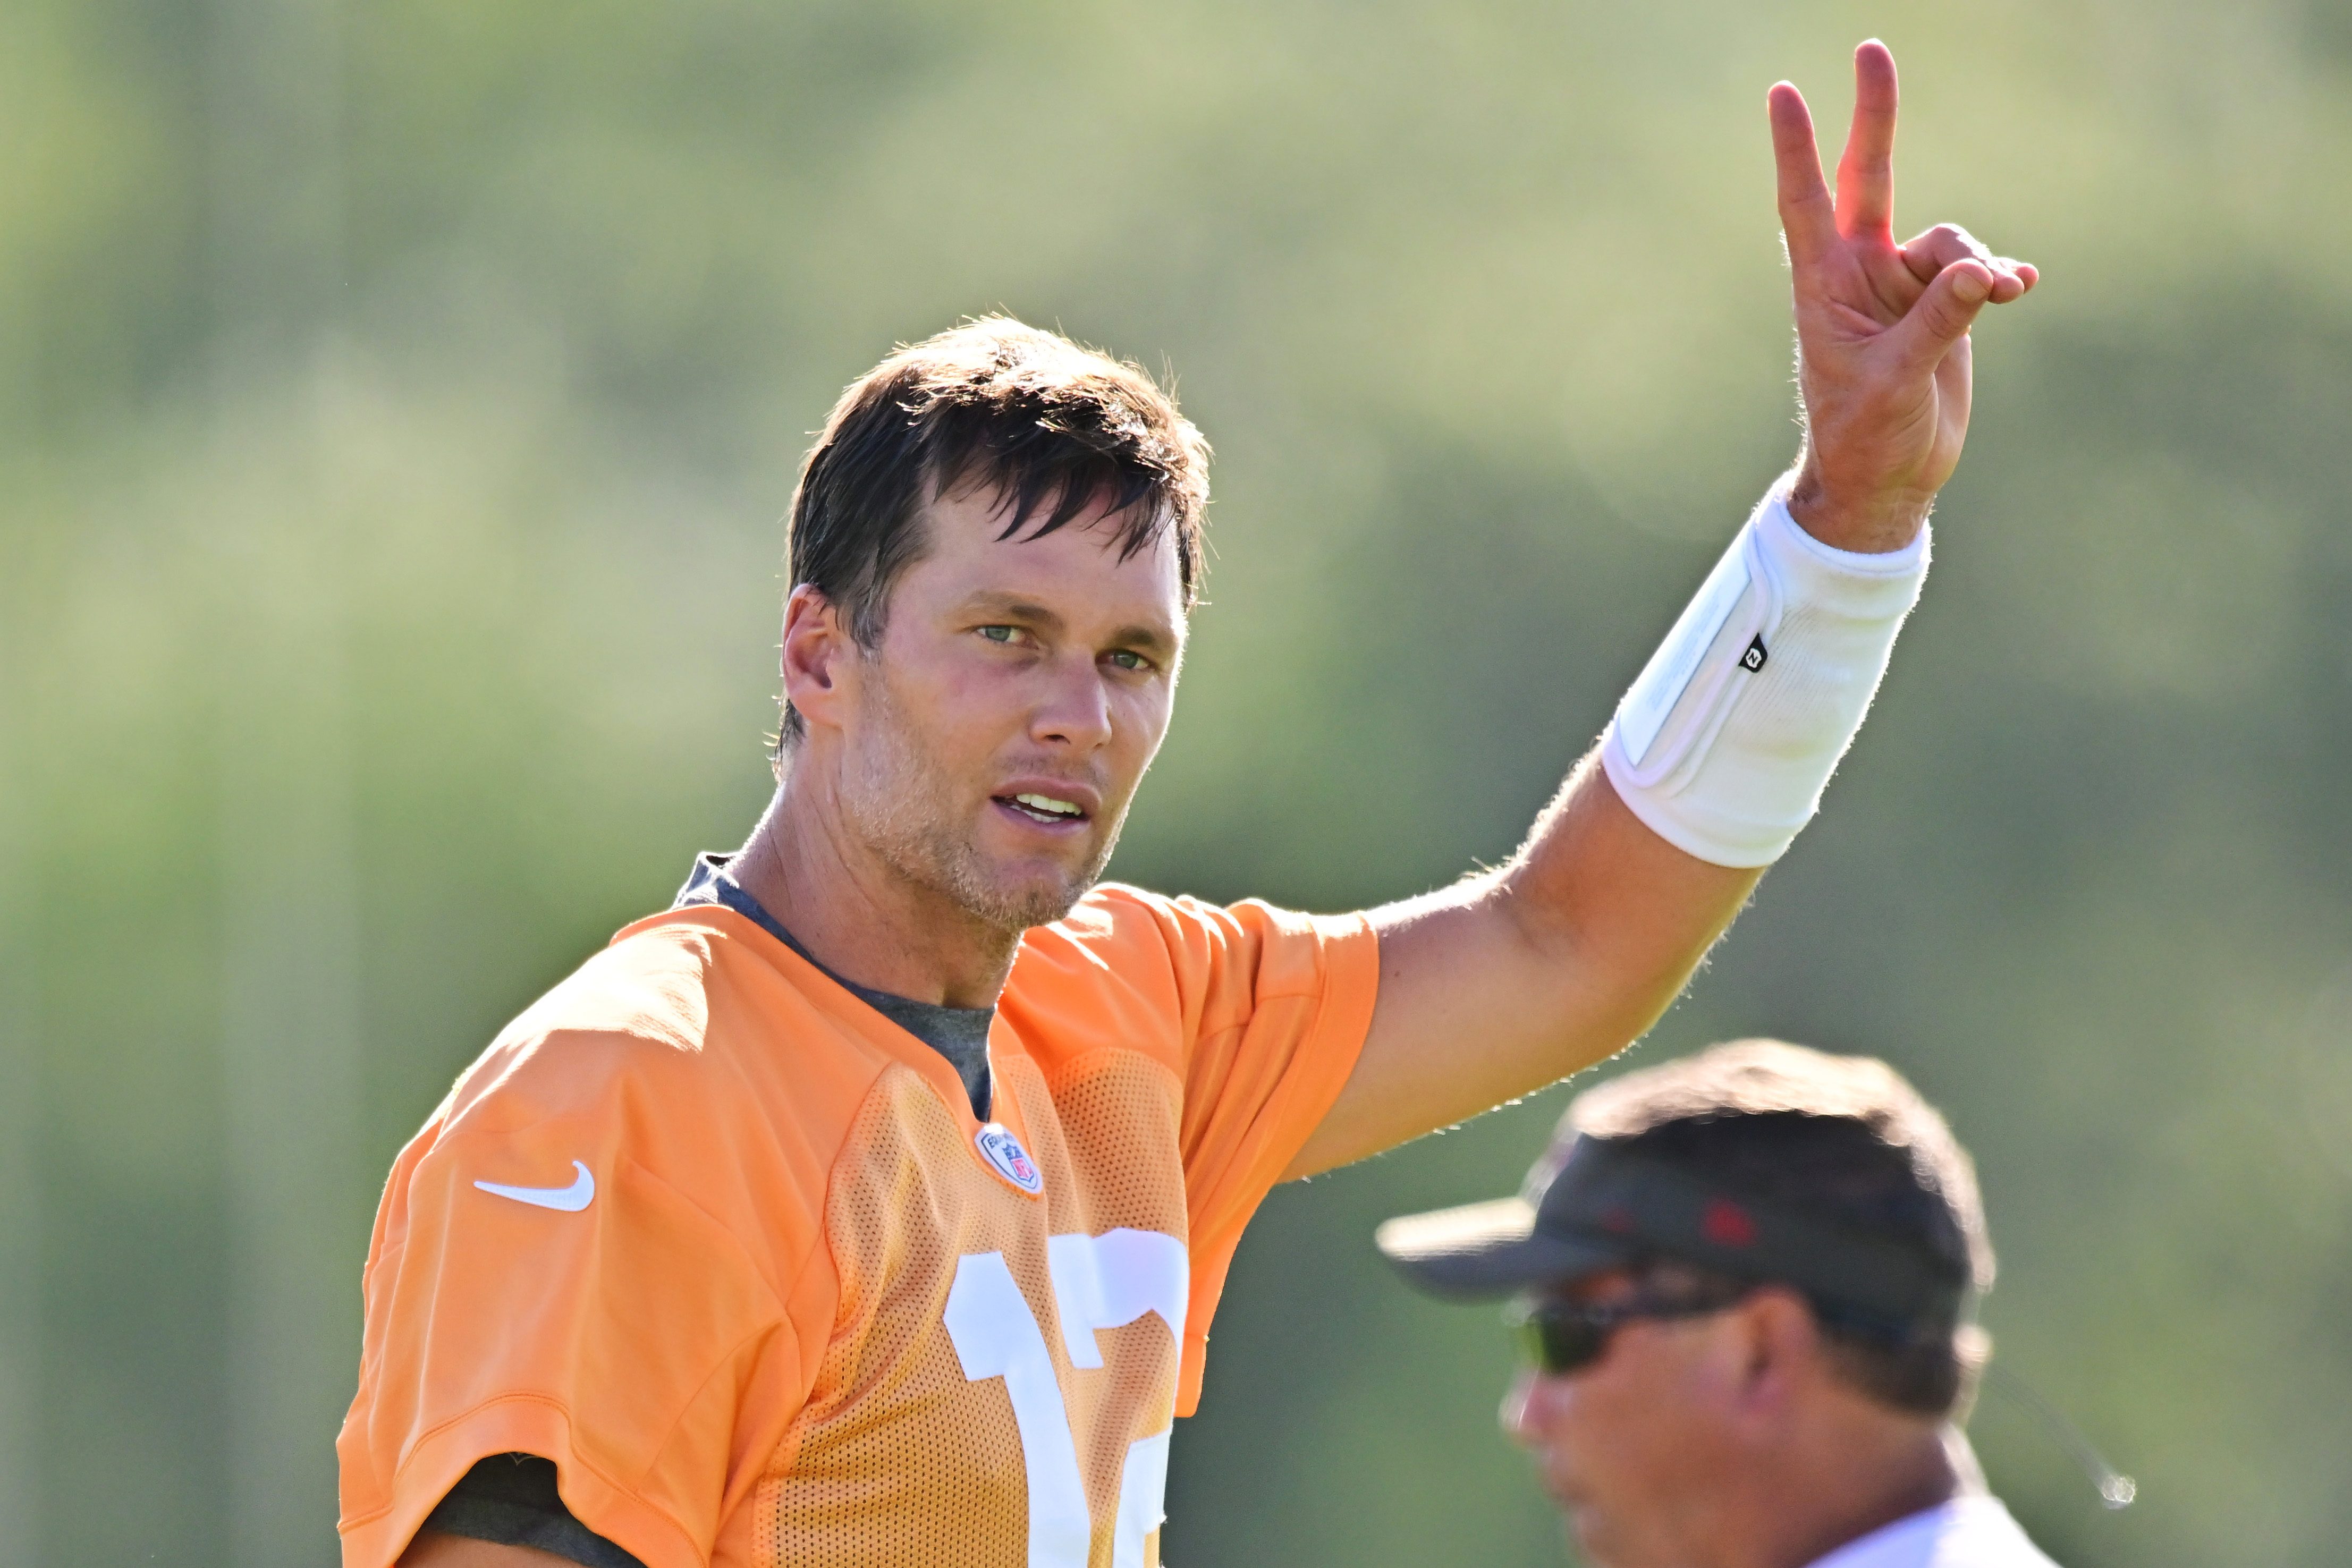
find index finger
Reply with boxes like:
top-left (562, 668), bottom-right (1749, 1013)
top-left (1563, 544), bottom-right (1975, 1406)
top-left (1768, 81), bottom-right (1835, 266)
top-left (1834, 39), bottom-right (1899, 239)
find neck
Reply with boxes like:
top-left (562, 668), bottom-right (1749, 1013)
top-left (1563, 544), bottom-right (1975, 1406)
top-left (1740, 1410), bottom-right (1959, 1568)
top-left (730, 777), bottom-right (1021, 1010)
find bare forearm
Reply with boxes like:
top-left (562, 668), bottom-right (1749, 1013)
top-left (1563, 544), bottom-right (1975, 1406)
top-left (1496, 750), bottom-right (1762, 1041)
top-left (1284, 751), bottom-right (1757, 1178)
top-left (1285, 43), bottom-right (2031, 1183)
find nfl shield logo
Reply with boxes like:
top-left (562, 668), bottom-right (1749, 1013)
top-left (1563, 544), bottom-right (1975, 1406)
top-left (975, 1124), bottom-right (1044, 1196)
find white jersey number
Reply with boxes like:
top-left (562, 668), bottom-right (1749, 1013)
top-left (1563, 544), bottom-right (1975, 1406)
top-left (943, 1230), bottom-right (1188, 1568)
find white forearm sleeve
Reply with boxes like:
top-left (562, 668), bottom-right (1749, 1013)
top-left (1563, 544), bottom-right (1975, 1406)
top-left (1599, 478), bottom-right (1929, 868)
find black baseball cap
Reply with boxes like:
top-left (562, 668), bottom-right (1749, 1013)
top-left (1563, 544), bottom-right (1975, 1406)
top-left (1377, 1124), bottom-right (1968, 1333)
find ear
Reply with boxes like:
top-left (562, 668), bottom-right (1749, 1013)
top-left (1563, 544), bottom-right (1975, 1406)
top-left (782, 584), bottom-right (860, 739)
top-left (1730, 1286), bottom-right (1821, 1419)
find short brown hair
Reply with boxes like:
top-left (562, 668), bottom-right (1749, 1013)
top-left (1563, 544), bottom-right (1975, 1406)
top-left (776, 317), bottom-right (1211, 748)
top-left (1571, 1040), bottom-right (1993, 1417)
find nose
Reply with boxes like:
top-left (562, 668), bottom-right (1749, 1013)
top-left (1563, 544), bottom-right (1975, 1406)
top-left (1029, 651), bottom-right (1114, 752)
top-left (1500, 1371), bottom-right (1541, 1449)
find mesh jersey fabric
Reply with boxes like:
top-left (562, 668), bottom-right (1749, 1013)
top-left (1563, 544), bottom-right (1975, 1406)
top-left (336, 882), bottom-right (1380, 1568)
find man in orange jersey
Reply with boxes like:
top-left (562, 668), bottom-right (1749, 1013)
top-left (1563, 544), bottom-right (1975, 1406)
top-left (341, 41), bottom-right (2035, 1568)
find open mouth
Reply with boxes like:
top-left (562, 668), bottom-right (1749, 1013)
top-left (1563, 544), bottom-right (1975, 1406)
top-left (994, 791), bottom-right (1090, 828)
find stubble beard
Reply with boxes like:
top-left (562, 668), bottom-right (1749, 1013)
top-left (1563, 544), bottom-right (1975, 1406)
top-left (843, 674), bottom-right (1123, 936)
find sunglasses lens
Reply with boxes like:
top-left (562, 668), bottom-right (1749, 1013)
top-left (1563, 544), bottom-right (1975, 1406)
top-left (1517, 1309), bottom-right (1608, 1376)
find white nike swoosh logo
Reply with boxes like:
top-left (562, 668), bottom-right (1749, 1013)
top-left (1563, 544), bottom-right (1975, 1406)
top-left (473, 1160), bottom-right (595, 1213)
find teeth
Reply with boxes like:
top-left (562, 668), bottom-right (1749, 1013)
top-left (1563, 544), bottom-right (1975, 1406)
top-left (1014, 793), bottom-right (1082, 817)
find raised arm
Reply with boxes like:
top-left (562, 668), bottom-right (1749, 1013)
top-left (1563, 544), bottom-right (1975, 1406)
top-left (1288, 41), bottom-right (2035, 1179)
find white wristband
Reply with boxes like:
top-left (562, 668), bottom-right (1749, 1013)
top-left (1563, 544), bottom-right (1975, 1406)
top-left (1600, 478), bottom-right (1929, 868)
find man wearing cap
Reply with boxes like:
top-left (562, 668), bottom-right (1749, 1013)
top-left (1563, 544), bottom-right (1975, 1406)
top-left (1380, 1039), bottom-right (2062, 1568)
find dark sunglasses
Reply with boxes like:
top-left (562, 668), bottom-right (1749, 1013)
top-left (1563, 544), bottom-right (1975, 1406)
top-left (1507, 1292), bottom-right (1740, 1377)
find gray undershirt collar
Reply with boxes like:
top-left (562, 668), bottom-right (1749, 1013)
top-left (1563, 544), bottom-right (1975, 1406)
top-left (673, 852), bottom-right (994, 1120)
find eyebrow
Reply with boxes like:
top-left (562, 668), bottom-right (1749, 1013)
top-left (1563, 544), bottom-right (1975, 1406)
top-left (960, 592), bottom-right (1181, 661)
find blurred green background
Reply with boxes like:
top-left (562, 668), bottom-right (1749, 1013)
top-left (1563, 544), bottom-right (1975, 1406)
top-left (5, 0), bottom-right (2350, 1564)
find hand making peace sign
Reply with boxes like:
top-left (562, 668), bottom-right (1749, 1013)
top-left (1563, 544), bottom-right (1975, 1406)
top-left (1772, 41), bottom-right (2037, 554)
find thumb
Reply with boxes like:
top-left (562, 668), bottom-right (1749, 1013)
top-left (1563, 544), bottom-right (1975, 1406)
top-left (1885, 258), bottom-right (1993, 375)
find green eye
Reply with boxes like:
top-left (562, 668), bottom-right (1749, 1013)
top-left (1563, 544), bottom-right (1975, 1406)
top-left (1106, 650), bottom-right (1149, 671)
top-left (978, 625), bottom-right (1017, 644)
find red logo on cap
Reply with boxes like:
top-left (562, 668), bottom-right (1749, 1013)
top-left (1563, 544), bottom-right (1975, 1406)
top-left (1600, 1204), bottom-right (1636, 1235)
top-left (1702, 1198), bottom-right (1757, 1248)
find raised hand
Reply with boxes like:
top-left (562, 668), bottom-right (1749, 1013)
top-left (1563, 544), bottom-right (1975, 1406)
top-left (1770, 41), bottom-right (2036, 554)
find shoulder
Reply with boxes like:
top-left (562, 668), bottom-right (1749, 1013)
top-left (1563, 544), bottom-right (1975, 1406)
top-left (1001, 885), bottom-right (1194, 1073)
top-left (1005, 885), bottom-right (1376, 1073)
top-left (1009, 884), bottom-right (1266, 1024)
top-left (1024, 883), bottom-right (1356, 983)
top-left (1020, 883), bottom-right (1199, 973)
top-left (440, 912), bottom-right (739, 1129)
top-left (421, 907), bottom-right (894, 1222)
top-left (1935, 1498), bottom-right (2063, 1568)
top-left (1808, 1497), bottom-right (2063, 1568)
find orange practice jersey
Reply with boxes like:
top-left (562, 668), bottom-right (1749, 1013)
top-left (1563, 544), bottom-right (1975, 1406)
top-left (337, 884), bottom-right (1378, 1568)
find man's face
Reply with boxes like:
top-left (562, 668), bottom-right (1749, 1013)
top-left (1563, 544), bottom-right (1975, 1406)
top-left (829, 482), bottom-right (1185, 933)
top-left (1500, 1270), bottom-right (1749, 1568)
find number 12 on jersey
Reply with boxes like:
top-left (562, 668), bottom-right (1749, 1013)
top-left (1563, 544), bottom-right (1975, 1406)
top-left (943, 1230), bottom-right (1189, 1568)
